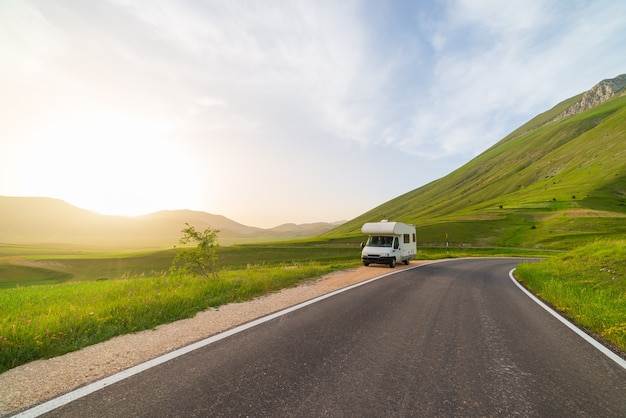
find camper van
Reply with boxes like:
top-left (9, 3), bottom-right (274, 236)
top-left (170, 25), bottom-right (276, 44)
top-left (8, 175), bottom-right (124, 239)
top-left (361, 221), bottom-right (417, 268)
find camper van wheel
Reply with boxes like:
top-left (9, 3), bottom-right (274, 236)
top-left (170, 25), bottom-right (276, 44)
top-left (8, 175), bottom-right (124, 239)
top-left (363, 261), bottom-right (370, 266)
top-left (404, 260), bottom-right (410, 265)
top-left (389, 259), bottom-right (396, 268)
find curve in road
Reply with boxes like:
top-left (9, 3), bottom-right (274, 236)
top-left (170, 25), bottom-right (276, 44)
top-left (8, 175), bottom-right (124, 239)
top-left (18, 258), bottom-right (626, 417)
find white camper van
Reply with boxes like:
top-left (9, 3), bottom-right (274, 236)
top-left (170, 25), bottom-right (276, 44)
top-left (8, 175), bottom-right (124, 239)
top-left (361, 221), bottom-right (417, 268)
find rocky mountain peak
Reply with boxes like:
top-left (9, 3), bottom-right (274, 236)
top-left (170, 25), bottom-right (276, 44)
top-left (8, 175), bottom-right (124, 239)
top-left (555, 74), bottom-right (626, 121)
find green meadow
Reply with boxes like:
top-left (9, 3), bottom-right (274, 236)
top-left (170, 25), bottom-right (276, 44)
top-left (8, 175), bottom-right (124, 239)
top-left (0, 261), bottom-right (357, 373)
top-left (0, 242), bottom-right (363, 289)
top-left (0, 242), bottom-right (363, 372)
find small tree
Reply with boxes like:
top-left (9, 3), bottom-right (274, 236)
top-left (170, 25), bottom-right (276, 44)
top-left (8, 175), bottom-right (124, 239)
top-left (170, 223), bottom-right (220, 279)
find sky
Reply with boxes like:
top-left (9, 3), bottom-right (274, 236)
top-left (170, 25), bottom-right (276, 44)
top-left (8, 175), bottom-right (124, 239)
top-left (1, 1), bottom-right (626, 228)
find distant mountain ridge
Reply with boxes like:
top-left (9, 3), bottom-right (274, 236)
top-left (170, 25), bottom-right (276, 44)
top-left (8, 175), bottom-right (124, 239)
top-left (0, 196), bottom-right (344, 248)
top-left (326, 73), bottom-right (626, 249)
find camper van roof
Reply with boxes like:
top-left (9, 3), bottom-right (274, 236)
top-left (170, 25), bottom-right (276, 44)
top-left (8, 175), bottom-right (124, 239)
top-left (361, 221), bottom-right (412, 235)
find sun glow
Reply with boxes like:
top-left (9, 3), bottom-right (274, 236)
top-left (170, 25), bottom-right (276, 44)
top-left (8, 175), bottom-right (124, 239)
top-left (15, 110), bottom-right (199, 216)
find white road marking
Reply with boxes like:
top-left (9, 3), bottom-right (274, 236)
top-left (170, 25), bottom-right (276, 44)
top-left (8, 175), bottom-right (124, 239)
top-left (509, 267), bottom-right (626, 371)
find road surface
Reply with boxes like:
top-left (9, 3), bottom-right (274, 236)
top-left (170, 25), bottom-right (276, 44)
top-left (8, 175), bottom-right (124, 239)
top-left (36, 258), bottom-right (626, 417)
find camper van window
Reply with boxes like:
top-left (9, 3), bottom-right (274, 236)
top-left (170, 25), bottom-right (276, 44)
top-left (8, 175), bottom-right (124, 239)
top-left (394, 237), bottom-right (399, 249)
top-left (403, 234), bottom-right (410, 243)
top-left (367, 236), bottom-right (393, 247)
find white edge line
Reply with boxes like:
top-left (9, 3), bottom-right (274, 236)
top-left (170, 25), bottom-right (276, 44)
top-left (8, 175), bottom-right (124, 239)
top-left (508, 268), bottom-right (626, 371)
top-left (13, 264), bottom-right (430, 418)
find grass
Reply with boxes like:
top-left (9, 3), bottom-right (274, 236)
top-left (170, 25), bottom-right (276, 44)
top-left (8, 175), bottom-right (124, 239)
top-left (515, 240), bottom-right (626, 353)
top-left (0, 242), bottom-right (363, 372)
top-left (0, 265), bottom-right (72, 287)
top-left (0, 260), bottom-right (358, 373)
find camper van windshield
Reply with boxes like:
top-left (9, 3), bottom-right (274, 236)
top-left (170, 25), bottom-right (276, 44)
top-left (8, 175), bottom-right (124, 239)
top-left (367, 236), bottom-right (393, 247)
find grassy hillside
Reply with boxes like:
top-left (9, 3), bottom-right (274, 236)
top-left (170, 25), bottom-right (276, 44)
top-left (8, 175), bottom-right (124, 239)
top-left (326, 92), bottom-right (626, 249)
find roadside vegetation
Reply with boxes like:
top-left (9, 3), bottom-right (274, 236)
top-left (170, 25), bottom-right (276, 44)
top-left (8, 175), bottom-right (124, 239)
top-left (515, 240), bottom-right (626, 354)
top-left (0, 260), bottom-right (357, 373)
top-left (0, 238), bottom-right (369, 373)
top-left (170, 224), bottom-right (220, 280)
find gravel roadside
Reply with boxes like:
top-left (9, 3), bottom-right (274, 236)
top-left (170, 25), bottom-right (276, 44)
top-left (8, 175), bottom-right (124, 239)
top-left (1, 262), bottom-right (424, 416)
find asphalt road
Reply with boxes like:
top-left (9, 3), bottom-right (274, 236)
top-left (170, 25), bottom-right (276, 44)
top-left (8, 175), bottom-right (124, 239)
top-left (40, 258), bottom-right (626, 417)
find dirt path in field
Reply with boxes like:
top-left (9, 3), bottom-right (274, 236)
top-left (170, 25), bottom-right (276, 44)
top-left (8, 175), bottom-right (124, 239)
top-left (0, 261), bottom-right (429, 416)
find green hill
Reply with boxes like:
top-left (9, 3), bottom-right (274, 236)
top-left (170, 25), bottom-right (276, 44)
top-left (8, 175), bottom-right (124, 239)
top-left (326, 76), bottom-right (626, 250)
